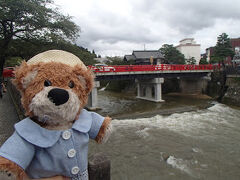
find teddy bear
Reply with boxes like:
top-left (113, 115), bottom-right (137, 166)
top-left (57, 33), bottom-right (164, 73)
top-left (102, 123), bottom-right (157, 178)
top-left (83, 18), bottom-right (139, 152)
top-left (0, 50), bottom-right (112, 180)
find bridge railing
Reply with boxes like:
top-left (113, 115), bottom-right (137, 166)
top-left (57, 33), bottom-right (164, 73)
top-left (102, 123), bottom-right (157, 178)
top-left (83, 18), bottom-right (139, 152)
top-left (89, 64), bottom-right (220, 73)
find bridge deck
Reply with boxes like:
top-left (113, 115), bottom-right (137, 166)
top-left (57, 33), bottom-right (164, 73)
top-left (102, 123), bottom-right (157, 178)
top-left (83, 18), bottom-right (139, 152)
top-left (89, 64), bottom-right (217, 80)
top-left (95, 69), bottom-right (213, 76)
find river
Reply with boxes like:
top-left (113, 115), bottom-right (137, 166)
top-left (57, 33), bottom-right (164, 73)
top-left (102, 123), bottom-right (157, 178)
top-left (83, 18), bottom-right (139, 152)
top-left (89, 91), bottom-right (240, 180)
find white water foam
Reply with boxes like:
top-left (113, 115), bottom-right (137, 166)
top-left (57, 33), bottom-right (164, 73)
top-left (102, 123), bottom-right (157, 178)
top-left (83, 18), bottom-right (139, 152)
top-left (112, 103), bottom-right (240, 138)
top-left (166, 156), bottom-right (194, 176)
top-left (192, 147), bottom-right (202, 153)
top-left (135, 127), bottom-right (150, 138)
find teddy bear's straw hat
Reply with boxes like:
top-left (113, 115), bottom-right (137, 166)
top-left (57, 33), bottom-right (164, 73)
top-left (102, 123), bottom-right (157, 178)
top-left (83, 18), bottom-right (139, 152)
top-left (27, 50), bottom-right (87, 70)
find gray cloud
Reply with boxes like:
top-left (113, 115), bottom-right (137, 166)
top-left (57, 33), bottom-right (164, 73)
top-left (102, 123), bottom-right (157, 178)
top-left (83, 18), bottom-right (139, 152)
top-left (159, 0), bottom-right (240, 34)
top-left (55, 0), bottom-right (240, 56)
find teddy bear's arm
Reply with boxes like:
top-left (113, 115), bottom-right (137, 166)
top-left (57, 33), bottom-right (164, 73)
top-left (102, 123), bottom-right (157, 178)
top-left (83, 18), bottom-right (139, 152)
top-left (0, 157), bottom-right (69, 180)
top-left (95, 117), bottom-right (112, 143)
top-left (0, 156), bottom-right (29, 180)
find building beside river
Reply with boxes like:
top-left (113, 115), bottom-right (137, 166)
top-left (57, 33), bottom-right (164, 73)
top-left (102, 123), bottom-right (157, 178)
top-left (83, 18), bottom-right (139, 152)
top-left (204, 38), bottom-right (240, 64)
top-left (124, 50), bottom-right (164, 65)
top-left (176, 38), bottom-right (201, 64)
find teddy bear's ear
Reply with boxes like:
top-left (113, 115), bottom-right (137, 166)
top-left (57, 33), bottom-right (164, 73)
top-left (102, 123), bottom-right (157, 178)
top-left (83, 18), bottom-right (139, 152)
top-left (12, 61), bottom-right (38, 92)
top-left (73, 65), bottom-right (94, 95)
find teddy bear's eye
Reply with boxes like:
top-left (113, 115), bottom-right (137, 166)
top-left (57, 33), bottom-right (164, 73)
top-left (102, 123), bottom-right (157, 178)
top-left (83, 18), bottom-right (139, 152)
top-left (44, 80), bottom-right (52, 87)
top-left (68, 81), bottom-right (74, 88)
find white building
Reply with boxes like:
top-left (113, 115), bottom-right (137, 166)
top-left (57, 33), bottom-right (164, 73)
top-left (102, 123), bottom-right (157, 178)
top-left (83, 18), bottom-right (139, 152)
top-left (176, 38), bottom-right (201, 64)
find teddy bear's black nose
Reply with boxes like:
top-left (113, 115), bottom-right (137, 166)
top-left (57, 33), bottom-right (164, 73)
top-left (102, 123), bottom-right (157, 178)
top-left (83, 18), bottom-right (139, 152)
top-left (48, 88), bottom-right (69, 106)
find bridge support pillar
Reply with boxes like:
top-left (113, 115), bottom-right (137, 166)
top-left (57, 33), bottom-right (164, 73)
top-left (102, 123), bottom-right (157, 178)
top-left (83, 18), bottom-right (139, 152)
top-left (87, 81), bottom-right (100, 110)
top-left (179, 77), bottom-right (208, 94)
top-left (136, 78), bottom-right (165, 102)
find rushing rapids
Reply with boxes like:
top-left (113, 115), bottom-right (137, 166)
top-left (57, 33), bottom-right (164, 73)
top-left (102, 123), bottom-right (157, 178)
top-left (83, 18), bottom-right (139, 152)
top-left (89, 91), bottom-right (240, 180)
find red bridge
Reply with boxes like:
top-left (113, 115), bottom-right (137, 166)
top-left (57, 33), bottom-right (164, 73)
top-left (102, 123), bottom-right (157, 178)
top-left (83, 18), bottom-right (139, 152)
top-left (90, 64), bottom-right (218, 73)
top-left (89, 64), bottom-right (219, 80)
top-left (87, 64), bottom-right (219, 109)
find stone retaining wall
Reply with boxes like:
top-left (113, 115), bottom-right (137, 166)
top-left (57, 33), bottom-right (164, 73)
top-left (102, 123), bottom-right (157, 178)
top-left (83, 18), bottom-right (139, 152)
top-left (222, 77), bottom-right (240, 106)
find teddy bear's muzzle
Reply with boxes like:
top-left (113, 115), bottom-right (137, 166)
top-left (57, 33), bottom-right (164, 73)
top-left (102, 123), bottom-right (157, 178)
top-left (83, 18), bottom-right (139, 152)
top-left (47, 88), bottom-right (69, 106)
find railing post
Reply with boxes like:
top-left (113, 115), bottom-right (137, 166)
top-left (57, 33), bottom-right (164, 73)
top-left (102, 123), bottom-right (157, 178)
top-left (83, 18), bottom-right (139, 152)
top-left (87, 81), bottom-right (100, 110)
top-left (88, 153), bottom-right (111, 180)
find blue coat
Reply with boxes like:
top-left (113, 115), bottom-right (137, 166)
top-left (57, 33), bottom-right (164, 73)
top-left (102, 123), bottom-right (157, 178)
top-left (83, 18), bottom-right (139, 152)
top-left (0, 109), bottom-right (104, 180)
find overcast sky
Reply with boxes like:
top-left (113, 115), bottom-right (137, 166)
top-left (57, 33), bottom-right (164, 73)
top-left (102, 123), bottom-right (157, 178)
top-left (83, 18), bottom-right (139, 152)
top-left (54, 0), bottom-right (240, 57)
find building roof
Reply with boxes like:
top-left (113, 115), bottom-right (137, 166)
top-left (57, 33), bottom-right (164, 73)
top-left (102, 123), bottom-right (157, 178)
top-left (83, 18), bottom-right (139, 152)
top-left (132, 50), bottom-right (163, 59)
top-left (230, 38), bottom-right (240, 41)
top-left (124, 55), bottom-right (136, 61)
top-left (179, 38), bottom-right (194, 42)
top-left (176, 43), bottom-right (200, 48)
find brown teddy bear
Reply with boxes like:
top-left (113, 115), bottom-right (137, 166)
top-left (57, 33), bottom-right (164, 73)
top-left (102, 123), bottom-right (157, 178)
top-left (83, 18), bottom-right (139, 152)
top-left (0, 50), bottom-right (112, 180)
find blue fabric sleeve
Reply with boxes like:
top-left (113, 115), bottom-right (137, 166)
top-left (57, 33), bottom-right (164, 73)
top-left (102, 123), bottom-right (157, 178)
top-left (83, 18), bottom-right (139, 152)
top-left (88, 112), bottom-right (105, 139)
top-left (0, 131), bottom-right (35, 170)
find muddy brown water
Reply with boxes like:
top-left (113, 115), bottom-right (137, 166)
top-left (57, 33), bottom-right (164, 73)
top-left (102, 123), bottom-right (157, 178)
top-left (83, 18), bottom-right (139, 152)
top-left (89, 91), bottom-right (240, 180)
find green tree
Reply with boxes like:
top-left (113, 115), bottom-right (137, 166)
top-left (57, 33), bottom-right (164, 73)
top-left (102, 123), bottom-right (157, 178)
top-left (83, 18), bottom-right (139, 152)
top-left (92, 50), bottom-right (97, 58)
top-left (199, 58), bottom-right (208, 64)
top-left (0, 0), bottom-right (80, 80)
top-left (159, 44), bottom-right (185, 64)
top-left (213, 33), bottom-right (234, 66)
top-left (186, 57), bottom-right (196, 65)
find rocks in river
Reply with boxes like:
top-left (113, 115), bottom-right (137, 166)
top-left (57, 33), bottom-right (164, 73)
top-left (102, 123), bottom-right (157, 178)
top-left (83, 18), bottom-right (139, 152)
top-left (192, 147), bottom-right (202, 153)
top-left (162, 154), bottom-right (170, 161)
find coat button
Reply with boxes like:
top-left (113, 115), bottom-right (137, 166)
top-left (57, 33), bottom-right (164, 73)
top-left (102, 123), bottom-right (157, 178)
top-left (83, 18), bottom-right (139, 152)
top-left (71, 166), bottom-right (80, 175)
top-left (62, 130), bottom-right (71, 140)
top-left (68, 149), bottom-right (76, 158)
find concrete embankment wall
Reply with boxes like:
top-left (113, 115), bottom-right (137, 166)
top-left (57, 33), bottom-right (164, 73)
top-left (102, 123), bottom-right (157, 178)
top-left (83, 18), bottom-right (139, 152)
top-left (205, 70), bottom-right (240, 107)
top-left (222, 77), bottom-right (240, 106)
top-left (7, 79), bottom-right (26, 119)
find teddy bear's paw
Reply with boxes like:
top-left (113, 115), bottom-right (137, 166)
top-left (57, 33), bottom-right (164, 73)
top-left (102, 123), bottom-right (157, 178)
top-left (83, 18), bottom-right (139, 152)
top-left (0, 170), bottom-right (16, 180)
top-left (101, 123), bottom-right (113, 144)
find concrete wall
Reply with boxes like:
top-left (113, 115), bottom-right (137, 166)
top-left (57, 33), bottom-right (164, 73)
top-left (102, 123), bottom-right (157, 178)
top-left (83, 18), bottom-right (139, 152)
top-left (87, 81), bottom-right (100, 110)
top-left (136, 78), bottom-right (164, 102)
top-left (176, 38), bottom-right (201, 64)
top-left (179, 78), bottom-right (208, 94)
top-left (177, 45), bottom-right (201, 64)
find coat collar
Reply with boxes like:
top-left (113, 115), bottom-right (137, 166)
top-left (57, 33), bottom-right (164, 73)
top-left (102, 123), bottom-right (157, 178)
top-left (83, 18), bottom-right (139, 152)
top-left (14, 109), bottom-right (93, 148)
